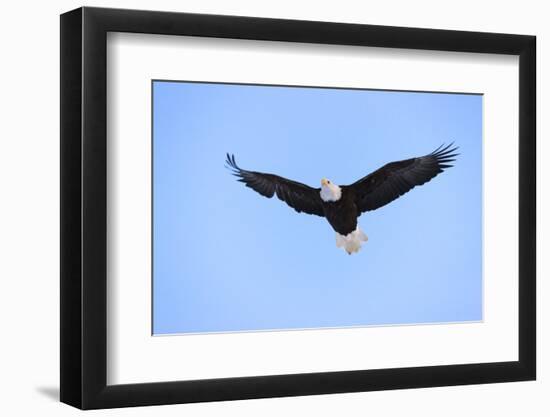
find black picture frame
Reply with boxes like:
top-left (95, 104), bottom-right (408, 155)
top-left (60, 6), bottom-right (536, 410)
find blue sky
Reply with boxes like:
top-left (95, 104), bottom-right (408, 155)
top-left (152, 81), bottom-right (482, 335)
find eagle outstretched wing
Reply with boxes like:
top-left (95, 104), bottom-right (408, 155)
top-left (225, 154), bottom-right (325, 217)
top-left (348, 143), bottom-right (458, 213)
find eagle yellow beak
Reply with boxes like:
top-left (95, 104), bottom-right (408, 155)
top-left (321, 178), bottom-right (328, 186)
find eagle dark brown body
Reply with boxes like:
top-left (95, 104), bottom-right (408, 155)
top-left (321, 189), bottom-right (359, 236)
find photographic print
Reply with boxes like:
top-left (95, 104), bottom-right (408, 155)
top-left (61, 9), bottom-right (536, 407)
top-left (152, 80), bottom-right (482, 335)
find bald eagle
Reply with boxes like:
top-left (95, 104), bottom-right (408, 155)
top-left (226, 144), bottom-right (458, 254)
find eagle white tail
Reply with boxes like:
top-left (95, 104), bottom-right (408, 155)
top-left (335, 227), bottom-right (368, 255)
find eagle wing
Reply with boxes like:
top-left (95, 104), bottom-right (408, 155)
top-left (348, 143), bottom-right (458, 213)
top-left (226, 154), bottom-right (325, 217)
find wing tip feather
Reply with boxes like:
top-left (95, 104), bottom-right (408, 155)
top-left (225, 152), bottom-right (243, 175)
top-left (431, 142), bottom-right (459, 171)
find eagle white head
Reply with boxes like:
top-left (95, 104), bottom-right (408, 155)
top-left (320, 178), bottom-right (342, 202)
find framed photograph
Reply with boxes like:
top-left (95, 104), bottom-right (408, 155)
top-left (60, 6), bottom-right (536, 409)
